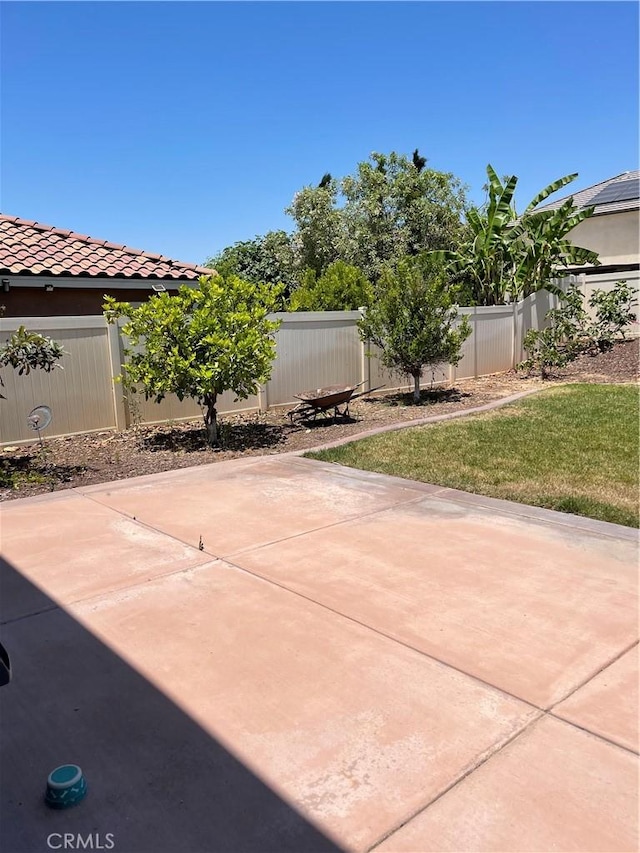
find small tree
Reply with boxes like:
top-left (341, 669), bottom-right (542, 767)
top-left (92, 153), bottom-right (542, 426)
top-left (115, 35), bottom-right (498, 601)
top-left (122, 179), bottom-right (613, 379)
top-left (289, 261), bottom-right (373, 311)
top-left (520, 325), bottom-right (577, 380)
top-left (0, 323), bottom-right (65, 399)
top-left (104, 275), bottom-right (282, 446)
top-left (358, 254), bottom-right (471, 403)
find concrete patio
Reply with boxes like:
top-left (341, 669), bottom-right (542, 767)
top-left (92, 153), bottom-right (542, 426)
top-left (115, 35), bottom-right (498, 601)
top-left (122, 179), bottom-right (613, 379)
top-left (0, 454), bottom-right (638, 852)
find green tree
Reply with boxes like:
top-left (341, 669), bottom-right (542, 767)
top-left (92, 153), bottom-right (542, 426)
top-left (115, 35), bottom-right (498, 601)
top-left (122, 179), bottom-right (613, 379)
top-left (289, 261), bottom-right (373, 311)
top-left (210, 152), bottom-right (467, 291)
top-left (435, 165), bottom-right (600, 305)
top-left (341, 151), bottom-right (468, 281)
top-left (0, 323), bottom-right (65, 399)
top-left (358, 254), bottom-right (472, 403)
top-left (205, 231), bottom-right (296, 296)
top-left (285, 174), bottom-right (345, 277)
top-left (104, 275), bottom-right (282, 446)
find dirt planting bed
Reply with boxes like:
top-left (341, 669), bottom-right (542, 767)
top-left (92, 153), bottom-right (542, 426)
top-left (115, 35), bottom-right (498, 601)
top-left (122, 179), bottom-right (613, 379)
top-left (1, 339), bottom-right (637, 502)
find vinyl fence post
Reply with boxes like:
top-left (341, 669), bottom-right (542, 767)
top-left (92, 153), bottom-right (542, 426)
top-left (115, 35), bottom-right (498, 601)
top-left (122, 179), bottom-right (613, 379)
top-left (358, 307), bottom-right (370, 390)
top-left (257, 383), bottom-right (269, 413)
top-left (579, 273), bottom-right (587, 300)
top-left (473, 306), bottom-right (478, 378)
top-left (106, 320), bottom-right (129, 430)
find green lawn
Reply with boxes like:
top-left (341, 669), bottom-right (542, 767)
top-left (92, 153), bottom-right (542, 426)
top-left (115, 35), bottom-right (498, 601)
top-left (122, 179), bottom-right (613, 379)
top-left (307, 383), bottom-right (640, 528)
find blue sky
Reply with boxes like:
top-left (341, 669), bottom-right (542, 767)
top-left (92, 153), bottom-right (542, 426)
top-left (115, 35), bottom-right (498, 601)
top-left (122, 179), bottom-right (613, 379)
top-left (1, 1), bottom-right (638, 265)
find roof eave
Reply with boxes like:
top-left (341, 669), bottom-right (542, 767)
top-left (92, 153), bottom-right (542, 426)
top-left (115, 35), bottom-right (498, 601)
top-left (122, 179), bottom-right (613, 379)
top-left (0, 274), bottom-right (204, 290)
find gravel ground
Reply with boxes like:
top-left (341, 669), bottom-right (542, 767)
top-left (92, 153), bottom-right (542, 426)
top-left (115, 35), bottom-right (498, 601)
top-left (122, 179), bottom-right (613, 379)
top-left (2, 338), bottom-right (637, 502)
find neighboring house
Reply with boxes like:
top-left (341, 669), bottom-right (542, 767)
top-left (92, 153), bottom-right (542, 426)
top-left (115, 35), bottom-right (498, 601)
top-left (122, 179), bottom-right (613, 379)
top-left (535, 170), bottom-right (639, 280)
top-left (0, 215), bottom-right (213, 317)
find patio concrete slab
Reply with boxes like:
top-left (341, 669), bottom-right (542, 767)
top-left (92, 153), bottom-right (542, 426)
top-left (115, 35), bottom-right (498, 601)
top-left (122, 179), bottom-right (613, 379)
top-left (80, 456), bottom-right (427, 556)
top-left (376, 716), bottom-right (639, 852)
top-left (553, 646), bottom-right (639, 752)
top-left (1, 454), bottom-right (638, 852)
top-left (0, 573), bottom-right (341, 853)
top-left (232, 489), bottom-right (638, 708)
top-left (1, 557), bottom-right (538, 853)
top-left (0, 490), bottom-right (211, 619)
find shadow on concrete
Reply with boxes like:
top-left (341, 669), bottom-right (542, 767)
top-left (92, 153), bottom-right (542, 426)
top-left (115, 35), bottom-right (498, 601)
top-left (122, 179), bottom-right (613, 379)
top-left (0, 557), bottom-right (342, 853)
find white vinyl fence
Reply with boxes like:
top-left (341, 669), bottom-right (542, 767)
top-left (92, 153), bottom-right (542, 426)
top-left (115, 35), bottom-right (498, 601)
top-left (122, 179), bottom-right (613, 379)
top-left (0, 273), bottom-right (633, 445)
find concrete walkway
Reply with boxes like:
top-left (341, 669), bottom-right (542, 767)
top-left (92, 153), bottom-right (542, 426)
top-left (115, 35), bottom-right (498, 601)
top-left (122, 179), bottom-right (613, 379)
top-left (1, 455), bottom-right (638, 852)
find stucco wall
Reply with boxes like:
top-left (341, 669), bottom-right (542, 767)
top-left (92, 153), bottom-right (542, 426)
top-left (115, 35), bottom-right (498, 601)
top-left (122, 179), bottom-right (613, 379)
top-left (569, 209), bottom-right (640, 266)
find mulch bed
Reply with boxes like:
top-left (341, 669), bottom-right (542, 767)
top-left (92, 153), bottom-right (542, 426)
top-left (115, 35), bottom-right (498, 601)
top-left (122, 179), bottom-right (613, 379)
top-left (546, 336), bottom-right (639, 383)
top-left (1, 339), bottom-right (637, 502)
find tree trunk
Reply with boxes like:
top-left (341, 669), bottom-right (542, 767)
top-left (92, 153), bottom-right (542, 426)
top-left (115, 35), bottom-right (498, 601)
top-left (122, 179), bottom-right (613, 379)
top-left (203, 394), bottom-right (219, 447)
top-left (412, 372), bottom-right (421, 403)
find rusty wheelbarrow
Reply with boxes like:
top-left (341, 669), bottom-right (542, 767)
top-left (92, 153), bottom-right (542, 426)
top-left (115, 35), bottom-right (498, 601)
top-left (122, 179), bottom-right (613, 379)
top-left (287, 382), bottom-right (384, 423)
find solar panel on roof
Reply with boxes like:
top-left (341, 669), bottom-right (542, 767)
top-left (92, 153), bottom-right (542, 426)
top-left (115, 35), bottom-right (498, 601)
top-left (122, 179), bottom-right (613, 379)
top-left (589, 178), bottom-right (639, 207)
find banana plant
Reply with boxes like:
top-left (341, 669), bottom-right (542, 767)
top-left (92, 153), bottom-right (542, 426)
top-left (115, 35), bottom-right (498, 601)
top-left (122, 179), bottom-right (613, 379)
top-left (433, 166), bottom-right (518, 304)
top-left (434, 166), bottom-right (600, 305)
top-left (511, 198), bottom-right (599, 300)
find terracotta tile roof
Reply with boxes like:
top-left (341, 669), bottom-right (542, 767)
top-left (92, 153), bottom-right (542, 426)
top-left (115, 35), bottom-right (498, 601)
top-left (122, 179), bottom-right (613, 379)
top-left (534, 170), bottom-right (640, 216)
top-left (0, 215), bottom-right (213, 279)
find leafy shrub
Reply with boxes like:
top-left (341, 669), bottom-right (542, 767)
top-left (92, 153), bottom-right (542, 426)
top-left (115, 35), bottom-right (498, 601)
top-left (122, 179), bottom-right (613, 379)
top-left (519, 280), bottom-right (637, 377)
top-left (289, 261), bottom-right (373, 311)
top-left (588, 280), bottom-right (637, 351)
top-left (521, 326), bottom-right (577, 379)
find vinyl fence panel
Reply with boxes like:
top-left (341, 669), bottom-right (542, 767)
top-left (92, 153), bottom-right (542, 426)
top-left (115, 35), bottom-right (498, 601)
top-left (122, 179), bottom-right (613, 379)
top-left (1, 286), bottom-right (612, 445)
top-left (132, 389), bottom-right (260, 427)
top-left (579, 270), bottom-right (640, 337)
top-left (455, 305), bottom-right (517, 379)
top-left (515, 289), bottom-right (556, 364)
top-left (265, 312), bottom-right (364, 406)
top-left (0, 316), bottom-right (116, 443)
top-left (364, 342), bottom-right (449, 392)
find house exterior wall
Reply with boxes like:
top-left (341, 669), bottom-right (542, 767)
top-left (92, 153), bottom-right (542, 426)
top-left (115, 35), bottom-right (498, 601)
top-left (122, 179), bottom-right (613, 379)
top-left (569, 209), bottom-right (640, 267)
top-left (0, 285), bottom-right (181, 317)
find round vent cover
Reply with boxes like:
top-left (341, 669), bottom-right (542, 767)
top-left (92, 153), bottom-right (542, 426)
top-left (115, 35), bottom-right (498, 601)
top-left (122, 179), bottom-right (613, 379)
top-left (27, 404), bottom-right (52, 432)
